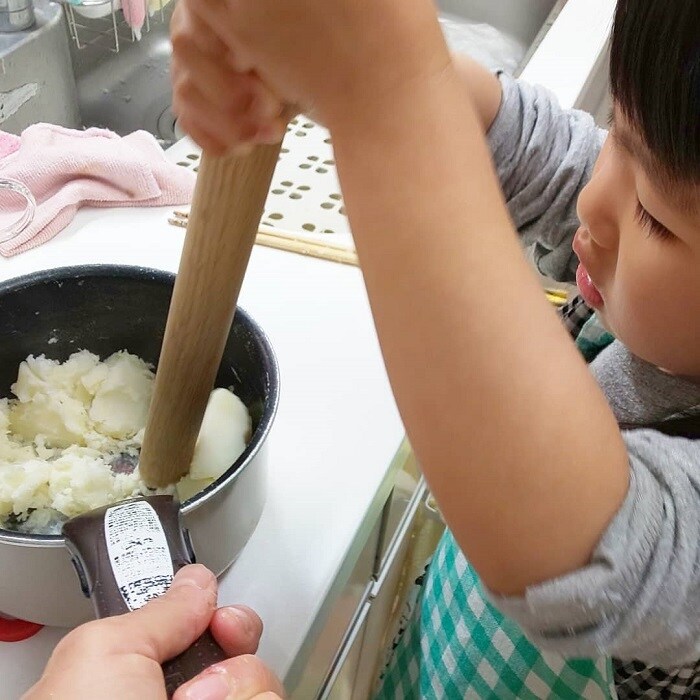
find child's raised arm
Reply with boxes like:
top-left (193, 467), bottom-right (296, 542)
top-left (171, 0), bottom-right (630, 596)
top-left (327, 64), bottom-right (629, 596)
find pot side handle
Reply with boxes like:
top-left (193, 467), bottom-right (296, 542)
top-left (62, 494), bottom-right (228, 698)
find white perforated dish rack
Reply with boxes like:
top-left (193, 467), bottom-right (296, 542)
top-left (165, 115), bottom-right (570, 303)
top-left (165, 9), bottom-right (544, 257)
top-left (168, 115), bottom-right (355, 254)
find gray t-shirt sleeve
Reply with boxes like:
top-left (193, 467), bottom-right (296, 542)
top-left (489, 430), bottom-right (700, 667)
top-left (487, 73), bottom-right (607, 283)
top-left (474, 75), bottom-right (700, 666)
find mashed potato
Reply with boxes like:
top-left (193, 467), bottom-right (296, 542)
top-left (0, 351), bottom-right (251, 533)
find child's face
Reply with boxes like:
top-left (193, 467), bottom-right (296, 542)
top-left (574, 105), bottom-right (700, 376)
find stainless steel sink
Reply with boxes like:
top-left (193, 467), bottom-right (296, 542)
top-left (439, 0), bottom-right (565, 73)
top-left (1, 0), bottom-right (567, 144)
top-left (0, 0), bottom-right (80, 134)
top-left (70, 3), bottom-right (179, 146)
top-left (69, 0), bottom-right (565, 147)
top-left (0, 0), bottom-right (567, 142)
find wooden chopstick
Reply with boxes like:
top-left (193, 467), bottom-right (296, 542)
top-left (168, 210), bottom-right (568, 305)
top-left (169, 210), bottom-right (359, 267)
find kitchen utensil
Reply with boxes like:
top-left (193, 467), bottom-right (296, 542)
top-left (0, 265), bottom-right (279, 627)
top-left (168, 210), bottom-right (360, 267)
top-left (140, 146), bottom-right (282, 488)
top-left (63, 495), bottom-right (227, 696)
top-left (169, 210), bottom-right (569, 304)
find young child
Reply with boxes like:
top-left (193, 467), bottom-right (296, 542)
top-left (170, 0), bottom-right (700, 697)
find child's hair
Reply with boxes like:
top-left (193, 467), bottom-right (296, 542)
top-left (610, 0), bottom-right (700, 183)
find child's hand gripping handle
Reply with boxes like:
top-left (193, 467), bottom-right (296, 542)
top-left (62, 495), bottom-right (228, 698)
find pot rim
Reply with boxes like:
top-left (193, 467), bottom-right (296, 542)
top-left (0, 264), bottom-right (280, 548)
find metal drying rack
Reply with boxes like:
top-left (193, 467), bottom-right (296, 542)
top-left (59, 0), bottom-right (166, 53)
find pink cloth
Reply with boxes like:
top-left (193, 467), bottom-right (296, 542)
top-left (0, 131), bottom-right (20, 160)
top-left (122, 0), bottom-right (146, 40)
top-left (0, 124), bottom-right (195, 257)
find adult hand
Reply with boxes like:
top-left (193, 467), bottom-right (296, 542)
top-left (24, 564), bottom-right (284, 700)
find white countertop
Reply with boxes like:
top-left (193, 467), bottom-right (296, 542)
top-left (0, 203), bottom-right (405, 695)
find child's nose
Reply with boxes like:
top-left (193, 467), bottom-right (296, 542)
top-left (576, 161), bottom-right (620, 251)
top-left (582, 208), bottom-right (619, 251)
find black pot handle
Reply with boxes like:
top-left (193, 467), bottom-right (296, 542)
top-left (62, 495), bottom-right (228, 697)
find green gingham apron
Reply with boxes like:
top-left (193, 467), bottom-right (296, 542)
top-left (375, 530), bottom-right (616, 699)
top-left (374, 301), bottom-right (617, 699)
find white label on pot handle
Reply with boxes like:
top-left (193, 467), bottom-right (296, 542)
top-left (105, 501), bottom-right (174, 611)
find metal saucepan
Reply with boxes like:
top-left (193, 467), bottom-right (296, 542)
top-left (0, 265), bottom-right (279, 628)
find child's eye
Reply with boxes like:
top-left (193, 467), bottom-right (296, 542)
top-left (635, 201), bottom-right (674, 241)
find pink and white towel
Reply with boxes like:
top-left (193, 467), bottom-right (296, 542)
top-left (0, 131), bottom-right (20, 160)
top-left (0, 124), bottom-right (195, 257)
top-left (121, 0), bottom-right (146, 40)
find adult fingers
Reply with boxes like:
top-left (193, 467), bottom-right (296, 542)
top-left (210, 605), bottom-right (264, 656)
top-left (172, 654), bottom-right (285, 700)
top-left (47, 565), bottom-right (218, 677)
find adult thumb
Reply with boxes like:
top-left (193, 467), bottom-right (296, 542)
top-left (109, 564), bottom-right (219, 663)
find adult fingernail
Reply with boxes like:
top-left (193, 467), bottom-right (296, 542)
top-left (184, 672), bottom-right (229, 700)
top-left (171, 564), bottom-right (215, 591)
top-left (221, 605), bottom-right (253, 636)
